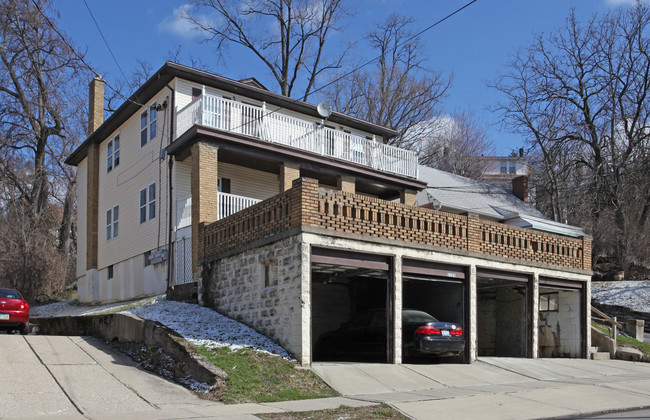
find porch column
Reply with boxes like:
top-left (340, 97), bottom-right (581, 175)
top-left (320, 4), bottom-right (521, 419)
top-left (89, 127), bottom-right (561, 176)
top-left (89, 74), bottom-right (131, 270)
top-left (280, 162), bottom-right (301, 191)
top-left (191, 141), bottom-right (219, 276)
top-left (531, 272), bottom-right (539, 358)
top-left (400, 188), bottom-right (417, 206)
top-left (469, 264), bottom-right (478, 362)
top-left (337, 175), bottom-right (355, 194)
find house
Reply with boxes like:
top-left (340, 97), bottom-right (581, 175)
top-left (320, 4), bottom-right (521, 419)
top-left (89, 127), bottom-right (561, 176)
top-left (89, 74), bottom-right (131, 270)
top-left (477, 149), bottom-right (531, 201)
top-left (67, 62), bottom-right (592, 366)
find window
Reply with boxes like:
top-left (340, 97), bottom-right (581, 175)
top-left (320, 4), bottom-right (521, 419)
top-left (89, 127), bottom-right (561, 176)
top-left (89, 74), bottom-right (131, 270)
top-left (144, 251), bottom-right (151, 267)
top-left (263, 260), bottom-right (278, 288)
top-left (218, 177), bottom-right (231, 193)
top-left (108, 265), bottom-right (114, 279)
top-left (539, 293), bottom-right (559, 311)
top-left (149, 103), bottom-right (157, 140)
top-left (105, 205), bottom-right (119, 241)
top-left (140, 103), bottom-right (157, 147)
top-left (139, 183), bottom-right (156, 224)
top-left (107, 134), bottom-right (120, 172)
top-left (500, 161), bottom-right (517, 174)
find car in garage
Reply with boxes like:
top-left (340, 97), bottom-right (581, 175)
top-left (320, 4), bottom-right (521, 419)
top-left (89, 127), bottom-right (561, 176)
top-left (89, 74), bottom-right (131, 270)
top-left (315, 308), bottom-right (464, 361)
top-left (0, 288), bottom-right (30, 334)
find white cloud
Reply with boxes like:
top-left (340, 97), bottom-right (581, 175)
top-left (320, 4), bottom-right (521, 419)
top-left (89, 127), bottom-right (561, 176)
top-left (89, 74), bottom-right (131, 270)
top-left (158, 4), bottom-right (213, 39)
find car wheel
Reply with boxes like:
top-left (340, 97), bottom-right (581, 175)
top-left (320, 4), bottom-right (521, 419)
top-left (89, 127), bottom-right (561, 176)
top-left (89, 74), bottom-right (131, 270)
top-left (20, 323), bottom-right (29, 335)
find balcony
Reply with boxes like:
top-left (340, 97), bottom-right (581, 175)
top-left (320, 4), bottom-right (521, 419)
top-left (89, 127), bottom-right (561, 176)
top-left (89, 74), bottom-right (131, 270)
top-left (200, 178), bottom-right (592, 272)
top-left (176, 94), bottom-right (419, 179)
top-left (176, 193), bottom-right (262, 230)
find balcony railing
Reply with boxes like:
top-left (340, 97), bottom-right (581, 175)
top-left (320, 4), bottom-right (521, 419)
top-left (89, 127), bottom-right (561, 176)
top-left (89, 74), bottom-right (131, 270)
top-left (176, 94), bottom-right (419, 179)
top-left (218, 192), bottom-right (261, 220)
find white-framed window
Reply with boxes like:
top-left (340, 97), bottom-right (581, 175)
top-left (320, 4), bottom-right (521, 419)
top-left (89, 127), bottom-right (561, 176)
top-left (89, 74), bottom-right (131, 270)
top-left (140, 102), bottom-right (157, 147)
top-left (139, 182), bottom-right (156, 224)
top-left (107, 134), bottom-right (120, 173)
top-left (105, 205), bottom-right (119, 241)
top-left (539, 293), bottom-right (559, 312)
top-left (500, 161), bottom-right (517, 174)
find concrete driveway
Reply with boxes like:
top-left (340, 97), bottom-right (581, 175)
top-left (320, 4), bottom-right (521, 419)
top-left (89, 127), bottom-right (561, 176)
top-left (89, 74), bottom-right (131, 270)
top-left (312, 358), bottom-right (650, 420)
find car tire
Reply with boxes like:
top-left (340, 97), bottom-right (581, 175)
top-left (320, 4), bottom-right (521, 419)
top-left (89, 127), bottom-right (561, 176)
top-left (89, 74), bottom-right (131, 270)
top-left (20, 323), bottom-right (29, 335)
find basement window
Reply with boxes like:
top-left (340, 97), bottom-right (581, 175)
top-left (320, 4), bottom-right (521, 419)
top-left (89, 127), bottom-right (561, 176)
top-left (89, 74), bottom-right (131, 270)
top-left (263, 260), bottom-right (278, 288)
top-left (108, 265), bottom-right (114, 280)
top-left (539, 293), bottom-right (559, 312)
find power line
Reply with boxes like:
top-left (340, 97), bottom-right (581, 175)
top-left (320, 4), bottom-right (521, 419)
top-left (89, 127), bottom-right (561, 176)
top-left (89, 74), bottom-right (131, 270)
top-left (82, 0), bottom-right (130, 93)
top-left (29, 0), bottom-right (144, 107)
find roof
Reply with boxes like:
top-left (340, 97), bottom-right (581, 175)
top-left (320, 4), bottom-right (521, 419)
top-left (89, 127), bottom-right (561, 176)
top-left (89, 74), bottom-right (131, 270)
top-left (416, 165), bottom-right (585, 237)
top-left (66, 62), bottom-right (399, 166)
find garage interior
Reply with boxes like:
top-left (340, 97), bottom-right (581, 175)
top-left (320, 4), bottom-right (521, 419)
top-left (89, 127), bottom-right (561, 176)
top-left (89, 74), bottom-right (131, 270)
top-left (402, 275), bottom-right (466, 363)
top-left (311, 252), bottom-right (392, 363)
top-left (477, 270), bottom-right (530, 357)
top-left (538, 279), bottom-right (584, 358)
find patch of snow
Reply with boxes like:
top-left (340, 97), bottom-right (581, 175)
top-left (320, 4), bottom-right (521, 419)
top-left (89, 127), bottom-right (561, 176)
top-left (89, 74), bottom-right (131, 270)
top-left (591, 280), bottom-right (650, 313)
top-left (31, 295), bottom-right (295, 361)
top-left (125, 297), bottom-right (294, 360)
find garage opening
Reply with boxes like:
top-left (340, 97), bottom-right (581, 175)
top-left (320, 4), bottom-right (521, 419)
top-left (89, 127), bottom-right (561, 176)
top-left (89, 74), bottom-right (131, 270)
top-left (538, 278), bottom-right (585, 358)
top-left (402, 259), bottom-right (467, 363)
top-left (311, 248), bottom-right (392, 363)
top-left (477, 269), bottom-right (531, 357)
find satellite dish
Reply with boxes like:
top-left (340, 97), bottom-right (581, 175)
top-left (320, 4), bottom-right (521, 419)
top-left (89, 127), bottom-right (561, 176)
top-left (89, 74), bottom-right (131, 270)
top-left (317, 102), bottom-right (332, 119)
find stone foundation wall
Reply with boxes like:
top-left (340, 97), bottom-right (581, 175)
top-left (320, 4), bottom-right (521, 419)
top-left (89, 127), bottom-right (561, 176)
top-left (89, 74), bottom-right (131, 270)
top-left (201, 235), bottom-right (304, 358)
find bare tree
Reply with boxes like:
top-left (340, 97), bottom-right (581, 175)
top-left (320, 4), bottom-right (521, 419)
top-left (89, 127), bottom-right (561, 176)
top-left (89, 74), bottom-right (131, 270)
top-left (0, 0), bottom-right (88, 297)
top-left (418, 110), bottom-right (495, 179)
top-left (494, 4), bottom-right (650, 272)
top-left (185, 0), bottom-right (349, 100)
top-left (322, 14), bottom-right (451, 148)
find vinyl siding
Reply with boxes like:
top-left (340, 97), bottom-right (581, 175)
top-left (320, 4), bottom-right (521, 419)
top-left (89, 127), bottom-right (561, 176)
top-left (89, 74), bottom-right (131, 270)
top-left (96, 89), bottom-right (171, 271)
top-left (219, 162), bottom-right (279, 200)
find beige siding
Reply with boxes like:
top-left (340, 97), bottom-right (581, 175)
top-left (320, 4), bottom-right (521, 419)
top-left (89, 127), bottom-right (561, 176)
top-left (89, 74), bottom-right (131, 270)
top-left (96, 89), bottom-right (171, 273)
top-left (219, 162), bottom-right (279, 200)
top-left (76, 160), bottom-right (88, 277)
top-left (175, 158), bottom-right (192, 200)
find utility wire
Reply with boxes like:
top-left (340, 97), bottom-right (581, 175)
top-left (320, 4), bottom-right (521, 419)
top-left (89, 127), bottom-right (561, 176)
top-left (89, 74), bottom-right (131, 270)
top-left (82, 0), bottom-right (135, 101)
top-left (29, 0), bottom-right (144, 107)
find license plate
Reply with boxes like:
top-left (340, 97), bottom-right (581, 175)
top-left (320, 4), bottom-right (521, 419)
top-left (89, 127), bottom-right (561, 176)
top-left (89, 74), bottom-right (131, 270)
top-left (0, 314), bottom-right (9, 320)
top-left (441, 330), bottom-right (450, 337)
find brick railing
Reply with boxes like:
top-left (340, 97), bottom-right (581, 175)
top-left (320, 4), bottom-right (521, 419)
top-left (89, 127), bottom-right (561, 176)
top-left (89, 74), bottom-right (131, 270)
top-left (200, 177), bottom-right (591, 271)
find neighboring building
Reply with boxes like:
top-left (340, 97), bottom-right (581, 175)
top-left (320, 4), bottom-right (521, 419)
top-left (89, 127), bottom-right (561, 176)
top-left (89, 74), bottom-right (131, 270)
top-left (477, 149), bottom-right (531, 201)
top-left (67, 62), bottom-right (592, 366)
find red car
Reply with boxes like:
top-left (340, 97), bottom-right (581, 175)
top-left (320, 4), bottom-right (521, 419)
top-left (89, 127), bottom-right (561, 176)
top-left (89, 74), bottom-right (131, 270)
top-left (0, 288), bottom-right (30, 334)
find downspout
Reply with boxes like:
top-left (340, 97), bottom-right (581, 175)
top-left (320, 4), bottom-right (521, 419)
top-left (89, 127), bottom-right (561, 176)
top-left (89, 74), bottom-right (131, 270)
top-left (166, 83), bottom-right (175, 289)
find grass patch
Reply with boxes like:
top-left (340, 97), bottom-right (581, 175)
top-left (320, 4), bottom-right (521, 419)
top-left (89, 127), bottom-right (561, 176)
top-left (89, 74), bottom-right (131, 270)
top-left (257, 404), bottom-right (410, 420)
top-left (593, 322), bottom-right (650, 361)
top-left (197, 346), bottom-right (337, 404)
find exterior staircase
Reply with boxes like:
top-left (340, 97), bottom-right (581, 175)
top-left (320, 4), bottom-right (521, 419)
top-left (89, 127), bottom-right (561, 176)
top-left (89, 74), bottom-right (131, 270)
top-left (590, 345), bottom-right (611, 360)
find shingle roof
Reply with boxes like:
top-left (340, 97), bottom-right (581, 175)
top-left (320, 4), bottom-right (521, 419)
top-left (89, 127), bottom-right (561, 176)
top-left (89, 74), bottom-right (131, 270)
top-left (416, 165), bottom-right (585, 237)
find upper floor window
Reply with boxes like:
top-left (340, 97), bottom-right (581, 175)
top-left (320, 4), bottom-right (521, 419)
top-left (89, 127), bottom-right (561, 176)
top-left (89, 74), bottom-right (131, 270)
top-left (107, 134), bottom-right (120, 173)
top-left (140, 103), bottom-right (157, 147)
top-left (140, 182), bottom-right (156, 224)
top-left (106, 205), bottom-right (119, 241)
top-left (500, 161), bottom-right (516, 174)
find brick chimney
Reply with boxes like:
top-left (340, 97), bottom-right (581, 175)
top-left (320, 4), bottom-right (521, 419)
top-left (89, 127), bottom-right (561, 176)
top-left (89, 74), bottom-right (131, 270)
top-left (512, 176), bottom-right (529, 202)
top-left (88, 75), bottom-right (105, 135)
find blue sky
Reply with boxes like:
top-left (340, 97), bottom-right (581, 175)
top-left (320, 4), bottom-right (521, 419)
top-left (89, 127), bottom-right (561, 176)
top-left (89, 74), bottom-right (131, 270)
top-left (54, 0), bottom-right (643, 154)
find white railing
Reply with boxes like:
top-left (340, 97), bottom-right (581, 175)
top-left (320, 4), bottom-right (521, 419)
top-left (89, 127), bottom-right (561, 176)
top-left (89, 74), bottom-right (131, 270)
top-left (218, 192), bottom-right (261, 220)
top-left (176, 94), bottom-right (419, 179)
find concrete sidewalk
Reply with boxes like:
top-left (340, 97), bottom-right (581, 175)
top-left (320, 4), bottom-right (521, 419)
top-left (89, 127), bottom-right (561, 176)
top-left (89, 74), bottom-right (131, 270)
top-left (3, 333), bottom-right (650, 419)
top-left (312, 358), bottom-right (650, 419)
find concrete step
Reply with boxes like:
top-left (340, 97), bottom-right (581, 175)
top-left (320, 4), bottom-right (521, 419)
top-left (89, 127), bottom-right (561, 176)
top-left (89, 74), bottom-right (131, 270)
top-left (591, 351), bottom-right (611, 360)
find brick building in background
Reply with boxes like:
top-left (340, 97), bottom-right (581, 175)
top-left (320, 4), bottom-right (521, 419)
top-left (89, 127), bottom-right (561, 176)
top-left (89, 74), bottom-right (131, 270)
top-left (67, 62), bottom-right (592, 366)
